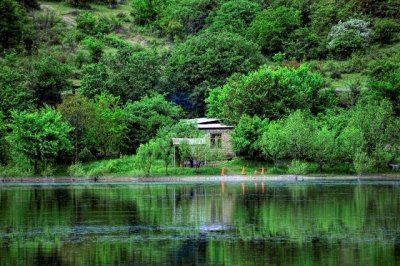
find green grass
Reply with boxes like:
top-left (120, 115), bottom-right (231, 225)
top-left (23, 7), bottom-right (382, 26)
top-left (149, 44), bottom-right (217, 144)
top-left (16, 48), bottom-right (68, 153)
top-left (1, 156), bottom-right (397, 178)
top-left (70, 157), bottom-right (275, 177)
top-left (329, 73), bottom-right (369, 89)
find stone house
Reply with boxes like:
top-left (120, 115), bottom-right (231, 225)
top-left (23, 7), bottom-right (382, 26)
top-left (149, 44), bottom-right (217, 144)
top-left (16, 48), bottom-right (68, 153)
top-left (185, 118), bottom-right (235, 157)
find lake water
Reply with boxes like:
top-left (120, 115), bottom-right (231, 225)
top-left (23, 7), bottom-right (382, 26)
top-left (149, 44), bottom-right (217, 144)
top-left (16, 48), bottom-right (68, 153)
top-left (1, 180), bottom-right (400, 265)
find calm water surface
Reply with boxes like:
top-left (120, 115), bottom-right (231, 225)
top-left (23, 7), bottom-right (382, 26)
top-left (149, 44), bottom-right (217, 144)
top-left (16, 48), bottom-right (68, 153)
top-left (1, 180), bottom-right (400, 265)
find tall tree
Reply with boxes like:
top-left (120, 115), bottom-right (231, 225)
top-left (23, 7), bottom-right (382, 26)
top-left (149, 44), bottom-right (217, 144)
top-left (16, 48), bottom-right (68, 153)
top-left (0, 0), bottom-right (31, 51)
top-left (124, 94), bottom-right (182, 153)
top-left (58, 95), bottom-right (95, 162)
top-left (6, 107), bottom-right (72, 173)
top-left (29, 55), bottom-right (72, 106)
top-left (207, 65), bottom-right (332, 123)
top-left (83, 93), bottom-right (127, 158)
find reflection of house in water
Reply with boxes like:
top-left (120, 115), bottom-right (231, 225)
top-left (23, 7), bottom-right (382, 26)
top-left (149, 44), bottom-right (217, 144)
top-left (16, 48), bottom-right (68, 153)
top-left (171, 186), bottom-right (236, 229)
top-left (185, 118), bottom-right (235, 157)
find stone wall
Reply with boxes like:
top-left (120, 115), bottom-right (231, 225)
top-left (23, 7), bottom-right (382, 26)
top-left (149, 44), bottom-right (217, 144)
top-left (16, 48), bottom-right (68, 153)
top-left (204, 129), bottom-right (234, 157)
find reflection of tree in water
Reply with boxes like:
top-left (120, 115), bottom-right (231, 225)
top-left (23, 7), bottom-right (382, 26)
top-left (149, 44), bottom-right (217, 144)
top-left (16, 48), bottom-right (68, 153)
top-left (32, 244), bottom-right (63, 266)
top-left (169, 235), bottom-right (208, 265)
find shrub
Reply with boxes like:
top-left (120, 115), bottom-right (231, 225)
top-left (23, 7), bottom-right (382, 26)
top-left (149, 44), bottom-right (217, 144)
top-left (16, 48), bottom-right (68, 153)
top-left (68, 162), bottom-right (86, 177)
top-left (131, 0), bottom-right (163, 25)
top-left (205, 0), bottom-right (261, 35)
top-left (247, 6), bottom-right (301, 55)
top-left (353, 150), bottom-right (375, 175)
top-left (373, 18), bottom-right (399, 44)
top-left (76, 12), bottom-right (111, 35)
top-left (81, 36), bottom-right (104, 62)
top-left (0, 165), bottom-right (33, 177)
top-left (327, 19), bottom-right (372, 58)
top-left (287, 160), bottom-right (315, 175)
top-left (231, 115), bottom-right (267, 159)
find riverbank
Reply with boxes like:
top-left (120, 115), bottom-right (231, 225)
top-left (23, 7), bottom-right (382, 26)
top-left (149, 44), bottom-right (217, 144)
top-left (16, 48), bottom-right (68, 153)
top-left (2, 174), bottom-right (400, 183)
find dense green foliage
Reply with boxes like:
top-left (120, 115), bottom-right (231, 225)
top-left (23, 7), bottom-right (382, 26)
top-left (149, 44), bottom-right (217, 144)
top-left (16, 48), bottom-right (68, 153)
top-left (164, 31), bottom-right (263, 115)
top-left (207, 65), bottom-right (333, 122)
top-left (247, 6), bottom-right (301, 55)
top-left (0, 0), bottom-right (32, 51)
top-left (0, 0), bottom-right (399, 176)
top-left (6, 107), bottom-right (72, 173)
top-left (124, 94), bottom-right (182, 153)
top-left (81, 49), bottom-right (163, 102)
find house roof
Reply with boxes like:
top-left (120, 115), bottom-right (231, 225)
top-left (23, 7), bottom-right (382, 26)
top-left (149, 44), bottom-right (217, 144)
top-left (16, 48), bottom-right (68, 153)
top-left (198, 123), bottom-right (234, 130)
top-left (183, 117), bottom-right (234, 130)
top-left (184, 118), bottom-right (220, 124)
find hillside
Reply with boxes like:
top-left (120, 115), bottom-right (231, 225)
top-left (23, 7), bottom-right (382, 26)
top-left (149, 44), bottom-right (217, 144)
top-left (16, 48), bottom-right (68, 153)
top-left (0, 0), bottom-right (400, 176)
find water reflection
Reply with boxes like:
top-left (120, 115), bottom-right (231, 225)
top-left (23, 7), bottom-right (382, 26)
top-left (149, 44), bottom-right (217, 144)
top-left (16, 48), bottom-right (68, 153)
top-left (1, 181), bottom-right (400, 265)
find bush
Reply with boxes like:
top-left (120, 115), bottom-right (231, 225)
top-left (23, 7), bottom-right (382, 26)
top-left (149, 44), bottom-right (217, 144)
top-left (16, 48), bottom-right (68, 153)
top-left (40, 164), bottom-right (56, 177)
top-left (266, 166), bottom-right (286, 175)
top-left (131, 0), bottom-right (163, 25)
top-left (0, 165), bottom-right (33, 177)
top-left (327, 19), bottom-right (372, 58)
top-left (247, 6), bottom-right (301, 55)
top-left (158, 0), bottom-right (215, 38)
top-left (353, 151), bottom-right (375, 175)
top-left (205, 0), bottom-right (261, 36)
top-left (231, 115), bottom-right (267, 159)
top-left (86, 160), bottom-right (119, 176)
top-left (81, 36), bottom-right (104, 62)
top-left (68, 162), bottom-right (86, 177)
top-left (287, 160), bottom-right (316, 175)
top-left (76, 12), bottom-right (111, 35)
top-left (373, 18), bottom-right (399, 44)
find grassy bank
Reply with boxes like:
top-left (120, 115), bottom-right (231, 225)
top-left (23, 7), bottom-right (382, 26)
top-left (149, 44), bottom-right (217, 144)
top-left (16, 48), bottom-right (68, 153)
top-left (1, 156), bottom-right (398, 178)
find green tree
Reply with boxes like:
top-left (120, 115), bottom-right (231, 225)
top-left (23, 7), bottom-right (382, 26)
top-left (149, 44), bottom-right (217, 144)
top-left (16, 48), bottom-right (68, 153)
top-left (131, 0), bottom-right (164, 25)
top-left (76, 12), bottom-right (111, 36)
top-left (0, 66), bottom-right (34, 116)
top-left (231, 115), bottom-right (267, 159)
top-left (156, 137), bottom-right (173, 175)
top-left (347, 99), bottom-right (399, 167)
top-left (58, 94), bottom-right (95, 162)
top-left (0, 113), bottom-right (8, 164)
top-left (205, 0), bottom-right (261, 35)
top-left (354, 0), bottom-right (400, 18)
top-left (0, 0), bottom-right (31, 51)
top-left (83, 93), bottom-right (128, 158)
top-left (281, 110), bottom-right (314, 160)
top-left (206, 65), bottom-right (329, 123)
top-left (158, 0), bottom-right (216, 38)
top-left (29, 55), bottom-right (72, 106)
top-left (259, 121), bottom-right (287, 165)
top-left (327, 19), bottom-right (372, 58)
top-left (124, 94), bottom-right (182, 153)
top-left (81, 49), bottom-right (162, 102)
top-left (284, 27), bottom-right (323, 60)
top-left (373, 18), bottom-right (399, 44)
top-left (81, 37), bottom-right (104, 63)
top-left (247, 6), bottom-right (301, 55)
top-left (164, 31), bottom-right (263, 115)
top-left (134, 139), bottom-right (160, 176)
top-left (368, 53), bottom-right (400, 113)
top-left (310, 125), bottom-right (337, 170)
top-left (6, 107), bottom-right (72, 173)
